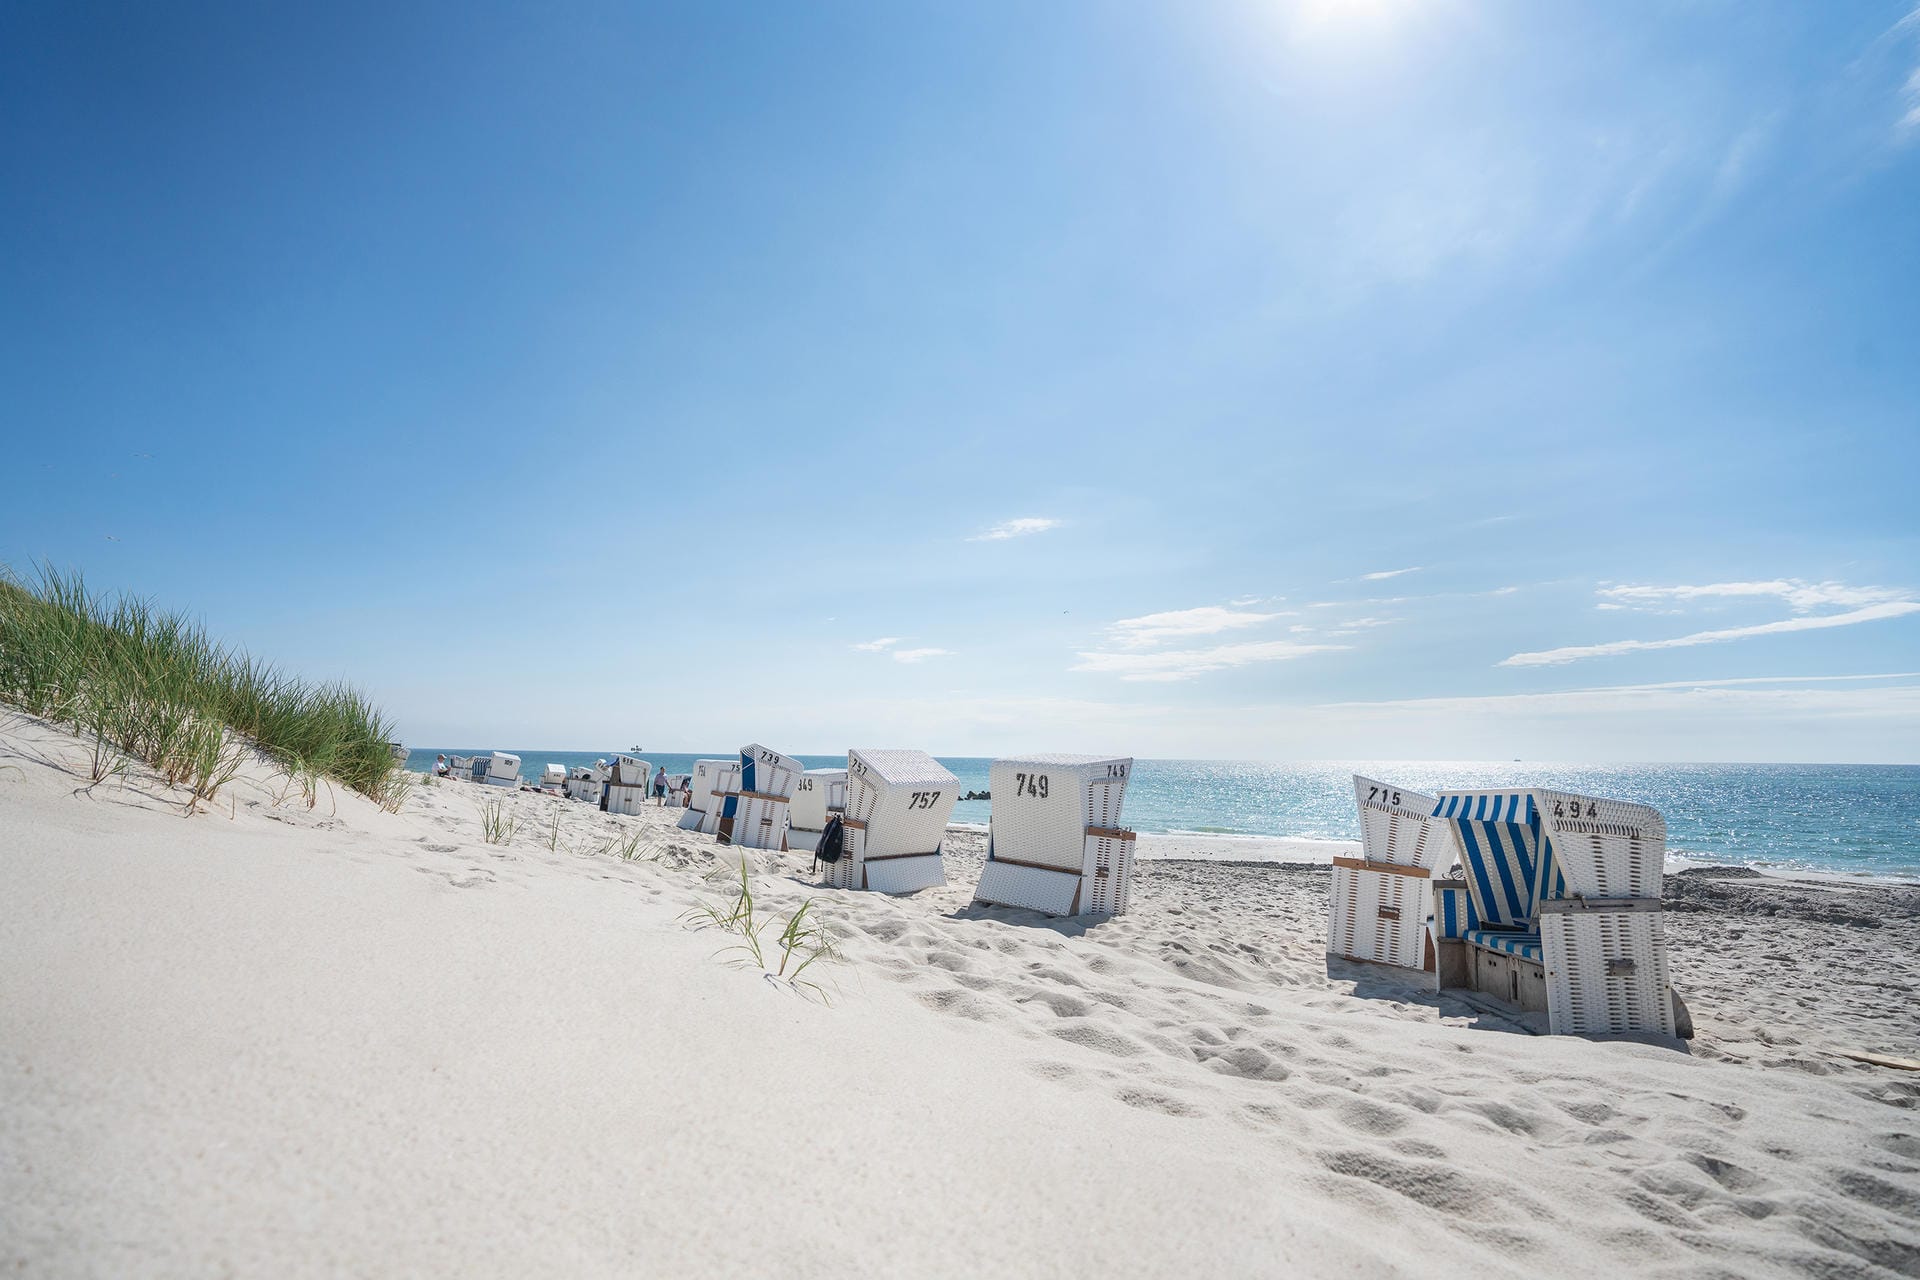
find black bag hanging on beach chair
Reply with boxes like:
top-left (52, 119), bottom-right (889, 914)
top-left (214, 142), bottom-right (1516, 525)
top-left (812, 814), bottom-right (845, 873)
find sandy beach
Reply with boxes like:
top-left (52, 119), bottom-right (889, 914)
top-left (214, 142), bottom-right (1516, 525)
top-left (4, 714), bottom-right (1918, 1278)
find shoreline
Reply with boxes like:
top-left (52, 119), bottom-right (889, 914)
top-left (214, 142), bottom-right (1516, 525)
top-left (947, 822), bottom-right (1920, 885)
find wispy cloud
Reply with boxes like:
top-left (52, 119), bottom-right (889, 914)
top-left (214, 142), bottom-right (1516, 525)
top-left (1361, 566), bottom-right (1422, 581)
top-left (852, 637), bottom-right (901, 652)
top-left (1598, 579), bottom-right (1910, 613)
top-left (1072, 638), bottom-right (1346, 683)
top-left (1104, 605), bottom-right (1290, 650)
top-left (1502, 602), bottom-right (1920, 667)
top-left (1894, 7), bottom-right (1920, 137)
top-left (892, 647), bottom-right (951, 664)
top-left (968, 517), bottom-right (1063, 542)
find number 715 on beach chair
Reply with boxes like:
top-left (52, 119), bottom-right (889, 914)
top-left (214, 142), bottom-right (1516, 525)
top-left (1329, 777), bottom-right (1447, 972)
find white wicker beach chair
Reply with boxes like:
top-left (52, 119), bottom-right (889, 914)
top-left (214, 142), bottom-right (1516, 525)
top-left (538, 763), bottom-right (565, 793)
top-left (821, 749), bottom-right (956, 893)
top-left (563, 764), bottom-right (605, 803)
top-left (786, 767), bottom-right (848, 854)
top-left (715, 744), bottom-right (803, 849)
top-left (603, 755), bottom-right (653, 816)
top-left (448, 755), bottom-right (473, 781)
top-left (1426, 788), bottom-right (1675, 1037)
top-left (679, 759), bottom-right (735, 832)
top-left (1329, 777), bottom-right (1446, 972)
top-left (972, 755), bottom-right (1135, 917)
top-left (473, 752), bottom-right (521, 788)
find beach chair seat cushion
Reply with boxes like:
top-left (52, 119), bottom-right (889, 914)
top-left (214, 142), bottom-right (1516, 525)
top-left (1463, 928), bottom-right (1543, 963)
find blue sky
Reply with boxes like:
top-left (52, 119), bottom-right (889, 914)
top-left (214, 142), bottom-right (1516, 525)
top-left (3, 1), bottom-right (1918, 761)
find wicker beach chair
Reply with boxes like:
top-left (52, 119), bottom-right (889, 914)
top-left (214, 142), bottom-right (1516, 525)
top-left (1329, 777), bottom-right (1446, 972)
top-left (714, 744), bottom-right (803, 849)
top-left (602, 755), bottom-right (653, 815)
top-left (679, 759), bottom-right (735, 832)
top-left (473, 752), bottom-right (521, 788)
top-left (972, 755), bottom-right (1135, 917)
top-left (563, 764), bottom-right (605, 803)
top-left (1426, 788), bottom-right (1675, 1037)
top-left (821, 749), bottom-right (956, 893)
top-left (786, 767), bottom-right (848, 854)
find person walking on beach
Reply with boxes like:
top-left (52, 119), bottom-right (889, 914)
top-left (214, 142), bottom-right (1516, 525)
top-left (653, 765), bottom-right (668, 805)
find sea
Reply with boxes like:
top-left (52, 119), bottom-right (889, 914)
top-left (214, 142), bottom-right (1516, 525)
top-left (405, 751), bottom-right (1920, 882)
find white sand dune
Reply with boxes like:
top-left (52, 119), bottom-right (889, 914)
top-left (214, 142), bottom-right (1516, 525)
top-left (4, 714), bottom-right (1918, 1277)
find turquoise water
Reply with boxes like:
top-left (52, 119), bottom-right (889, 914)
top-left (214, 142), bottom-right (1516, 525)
top-left (407, 751), bottom-right (1920, 880)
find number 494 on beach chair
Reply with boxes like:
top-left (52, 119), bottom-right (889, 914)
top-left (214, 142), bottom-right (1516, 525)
top-left (1423, 787), bottom-right (1686, 1038)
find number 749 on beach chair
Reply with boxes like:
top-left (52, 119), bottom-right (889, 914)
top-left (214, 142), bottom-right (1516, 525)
top-left (972, 755), bottom-right (1136, 917)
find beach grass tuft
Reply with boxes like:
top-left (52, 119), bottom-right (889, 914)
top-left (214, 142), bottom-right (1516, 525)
top-left (681, 860), bottom-right (840, 998)
top-left (478, 798), bottom-right (518, 845)
top-left (0, 563), bottom-right (398, 804)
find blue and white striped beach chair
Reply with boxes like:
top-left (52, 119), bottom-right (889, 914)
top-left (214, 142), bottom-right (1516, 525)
top-left (716, 744), bottom-right (804, 850)
top-left (1428, 788), bottom-right (1676, 1037)
top-left (1329, 778), bottom-right (1446, 971)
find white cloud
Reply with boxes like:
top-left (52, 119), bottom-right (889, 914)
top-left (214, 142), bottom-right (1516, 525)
top-left (1105, 605), bottom-right (1289, 650)
top-left (891, 647), bottom-right (951, 664)
top-left (968, 517), bottom-right (1063, 542)
top-left (852, 637), bottom-right (901, 652)
top-left (1894, 8), bottom-right (1920, 137)
top-left (1361, 567), bottom-right (1422, 581)
top-left (1072, 638), bottom-right (1346, 683)
top-left (1501, 602), bottom-right (1920, 667)
top-left (1598, 579), bottom-right (1910, 613)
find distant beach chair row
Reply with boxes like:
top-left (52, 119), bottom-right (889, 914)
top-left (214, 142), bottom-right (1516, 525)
top-left (433, 748), bottom-right (1678, 1039)
top-left (657, 744), bottom-right (1142, 915)
top-left (1332, 776), bottom-right (1680, 1038)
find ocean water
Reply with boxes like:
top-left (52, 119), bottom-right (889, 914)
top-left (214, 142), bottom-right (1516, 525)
top-left (406, 751), bottom-right (1920, 881)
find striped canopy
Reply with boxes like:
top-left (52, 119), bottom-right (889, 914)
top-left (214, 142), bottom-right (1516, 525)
top-left (1432, 790), bottom-right (1566, 928)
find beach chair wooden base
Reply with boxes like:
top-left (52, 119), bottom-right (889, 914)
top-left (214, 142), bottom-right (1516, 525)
top-left (604, 783), bottom-right (650, 816)
top-left (1541, 899), bottom-right (1676, 1037)
top-left (1328, 858), bottom-right (1434, 972)
top-left (818, 825), bottom-right (944, 894)
top-left (973, 861), bottom-right (1084, 915)
top-left (718, 793), bottom-right (789, 851)
top-left (862, 852), bottom-right (946, 894)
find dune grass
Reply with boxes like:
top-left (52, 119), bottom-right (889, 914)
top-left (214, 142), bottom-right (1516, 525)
top-left (0, 563), bottom-right (397, 805)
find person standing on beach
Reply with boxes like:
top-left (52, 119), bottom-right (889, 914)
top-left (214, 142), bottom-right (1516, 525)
top-left (653, 765), bottom-right (668, 805)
